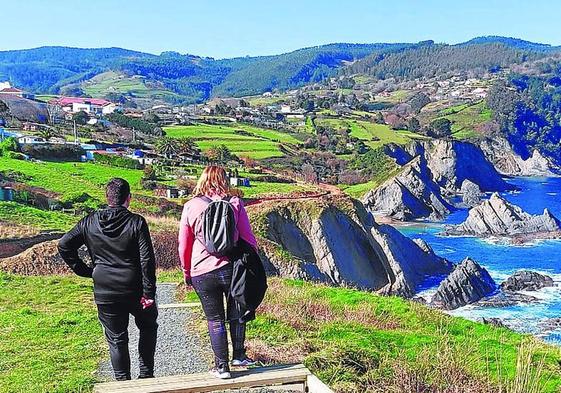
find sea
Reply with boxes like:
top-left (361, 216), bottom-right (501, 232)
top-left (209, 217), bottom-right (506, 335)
top-left (397, 176), bottom-right (561, 345)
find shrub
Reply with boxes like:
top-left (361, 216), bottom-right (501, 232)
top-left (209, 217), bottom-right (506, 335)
top-left (93, 153), bottom-right (142, 169)
top-left (152, 231), bottom-right (180, 270)
top-left (20, 144), bottom-right (84, 161)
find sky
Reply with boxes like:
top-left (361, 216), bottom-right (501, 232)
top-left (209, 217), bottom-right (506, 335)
top-left (1, 0), bottom-right (560, 58)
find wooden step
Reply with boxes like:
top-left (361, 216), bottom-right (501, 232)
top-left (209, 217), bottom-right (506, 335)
top-left (93, 363), bottom-right (333, 393)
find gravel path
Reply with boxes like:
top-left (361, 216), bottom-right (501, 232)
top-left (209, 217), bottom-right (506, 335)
top-left (97, 283), bottom-right (211, 380)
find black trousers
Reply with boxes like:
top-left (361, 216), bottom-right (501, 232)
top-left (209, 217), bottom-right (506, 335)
top-left (97, 301), bottom-right (158, 380)
top-left (192, 263), bottom-right (246, 368)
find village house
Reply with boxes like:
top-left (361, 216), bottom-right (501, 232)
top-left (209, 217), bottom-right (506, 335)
top-left (49, 97), bottom-right (119, 116)
top-left (17, 136), bottom-right (47, 144)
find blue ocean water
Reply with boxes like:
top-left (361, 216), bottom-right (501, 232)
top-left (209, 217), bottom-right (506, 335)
top-left (397, 177), bottom-right (561, 345)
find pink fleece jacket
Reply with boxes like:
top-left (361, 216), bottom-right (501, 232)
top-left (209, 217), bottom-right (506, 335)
top-left (178, 195), bottom-right (258, 280)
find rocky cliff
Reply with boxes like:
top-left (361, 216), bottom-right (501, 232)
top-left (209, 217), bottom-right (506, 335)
top-left (479, 137), bottom-right (560, 176)
top-left (368, 140), bottom-right (514, 220)
top-left (431, 257), bottom-right (496, 310)
top-left (444, 193), bottom-right (561, 238)
top-left (500, 270), bottom-right (555, 292)
top-left (362, 157), bottom-right (453, 221)
top-left (248, 196), bottom-right (453, 297)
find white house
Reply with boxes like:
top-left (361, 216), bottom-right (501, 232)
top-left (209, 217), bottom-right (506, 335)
top-left (17, 136), bottom-right (47, 144)
top-left (49, 97), bottom-right (119, 116)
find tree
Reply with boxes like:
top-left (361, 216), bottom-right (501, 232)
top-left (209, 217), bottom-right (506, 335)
top-left (155, 136), bottom-right (178, 158)
top-left (428, 118), bottom-right (452, 138)
top-left (407, 117), bottom-right (421, 132)
top-left (38, 128), bottom-right (56, 141)
top-left (176, 137), bottom-right (196, 155)
top-left (301, 163), bottom-right (318, 184)
top-left (73, 111), bottom-right (89, 125)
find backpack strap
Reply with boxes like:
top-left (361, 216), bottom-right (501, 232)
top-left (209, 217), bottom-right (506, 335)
top-left (198, 195), bottom-right (213, 204)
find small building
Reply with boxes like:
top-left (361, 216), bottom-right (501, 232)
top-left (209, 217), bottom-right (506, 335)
top-left (0, 87), bottom-right (24, 97)
top-left (17, 136), bottom-right (46, 144)
top-left (0, 187), bottom-right (13, 201)
top-left (49, 97), bottom-right (119, 116)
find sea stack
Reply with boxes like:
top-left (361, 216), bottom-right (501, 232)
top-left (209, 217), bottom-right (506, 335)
top-left (431, 257), bottom-right (496, 310)
top-left (444, 193), bottom-right (561, 239)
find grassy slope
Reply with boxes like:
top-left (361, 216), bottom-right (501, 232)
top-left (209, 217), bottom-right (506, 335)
top-left (0, 201), bottom-right (76, 231)
top-left (164, 123), bottom-right (302, 159)
top-left (315, 118), bottom-right (429, 148)
top-left (0, 273), bottom-right (103, 392)
top-left (82, 71), bottom-right (182, 101)
top-left (177, 277), bottom-right (561, 392)
top-left (250, 279), bottom-right (561, 392)
top-left (434, 100), bottom-right (492, 140)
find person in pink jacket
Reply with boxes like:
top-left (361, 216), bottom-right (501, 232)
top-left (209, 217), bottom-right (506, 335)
top-left (178, 165), bottom-right (258, 379)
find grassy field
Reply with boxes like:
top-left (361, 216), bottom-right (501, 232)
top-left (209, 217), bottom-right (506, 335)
top-left (164, 123), bottom-right (302, 159)
top-left (435, 100), bottom-right (492, 140)
top-left (176, 277), bottom-right (561, 392)
top-left (0, 273), bottom-right (103, 392)
top-left (82, 71), bottom-right (182, 101)
top-left (315, 118), bottom-right (429, 148)
top-left (246, 279), bottom-right (561, 392)
top-left (0, 201), bottom-right (77, 231)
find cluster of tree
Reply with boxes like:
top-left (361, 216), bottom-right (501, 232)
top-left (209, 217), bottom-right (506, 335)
top-left (346, 41), bottom-right (547, 81)
top-left (106, 112), bottom-right (163, 136)
top-left (0, 137), bottom-right (19, 159)
top-left (348, 147), bottom-right (397, 183)
top-left (154, 136), bottom-right (198, 158)
top-left (306, 125), bottom-right (368, 155)
top-left (204, 145), bottom-right (237, 163)
top-left (487, 73), bottom-right (561, 162)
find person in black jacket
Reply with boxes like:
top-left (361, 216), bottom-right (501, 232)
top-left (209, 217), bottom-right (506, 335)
top-left (58, 178), bottom-right (158, 381)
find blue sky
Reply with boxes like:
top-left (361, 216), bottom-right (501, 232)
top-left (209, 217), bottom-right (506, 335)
top-left (1, 0), bottom-right (559, 58)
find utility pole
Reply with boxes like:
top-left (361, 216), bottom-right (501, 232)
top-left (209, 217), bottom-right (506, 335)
top-left (73, 120), bottom-right (78, 145)
top-left (132, 127), bottom-right (136, 143)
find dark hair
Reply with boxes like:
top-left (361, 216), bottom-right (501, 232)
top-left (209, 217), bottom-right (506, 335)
top-left (106, 178), bottom-right (131, 206)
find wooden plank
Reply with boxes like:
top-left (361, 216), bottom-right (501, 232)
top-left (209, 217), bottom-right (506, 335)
top-left (305, 375), bottom-right (334, 393)
top-left (94, 364), bottom-right (310, 393)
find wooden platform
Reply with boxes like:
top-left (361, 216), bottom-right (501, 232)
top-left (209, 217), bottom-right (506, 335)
top-left (93, 364), bottom-right (333, 393)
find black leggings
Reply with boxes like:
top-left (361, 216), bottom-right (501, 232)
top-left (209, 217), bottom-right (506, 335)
top-left (97, 301), bottom-right (158, 380)
top-left (191, 263), bottom-right (246, 368)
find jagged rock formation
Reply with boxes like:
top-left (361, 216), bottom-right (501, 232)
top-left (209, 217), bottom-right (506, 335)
top-left (431, 257), bottom-right (496, 310)
top-left (370, 140), bottom-right (514, 221)
top-left (444, 193), bottom-right (561, 238)
top-left (362, 157), bottom-right (453, 220)
top-left (479, 137), bottom-right (560, 176)
top-left (460, 179), bottom-right (482, 207)
top-left (500, 270), bottom-right (554, 292)
top-left (424, 140), bottom-right (514, 194)
top-left (250, 196), bottom-right (453, 297)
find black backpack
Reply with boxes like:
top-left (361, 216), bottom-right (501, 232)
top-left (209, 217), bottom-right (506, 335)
top-left (199, 195), bottom-right (237, 256)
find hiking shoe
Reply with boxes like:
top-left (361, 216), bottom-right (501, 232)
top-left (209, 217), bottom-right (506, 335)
top-left (231, 356), bottom-right (257, 367)
top-left (210, 365), bottom-right (231, 379)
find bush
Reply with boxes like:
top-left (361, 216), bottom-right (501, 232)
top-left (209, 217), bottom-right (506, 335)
top-left (0, 137), bottom-right (18, 156)
top-left (152, 231), bottom-right (180, 270)
top-left (93, 153), bottom-right (142, 169)
top-left (20, 144), bottom-right (84, 161)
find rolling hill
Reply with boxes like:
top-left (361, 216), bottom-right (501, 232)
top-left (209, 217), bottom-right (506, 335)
top-left (1, 37), bottom-right (560, 105)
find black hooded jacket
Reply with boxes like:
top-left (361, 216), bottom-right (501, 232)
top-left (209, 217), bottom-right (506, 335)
top-left (58, 206), bottom-right (156, 304)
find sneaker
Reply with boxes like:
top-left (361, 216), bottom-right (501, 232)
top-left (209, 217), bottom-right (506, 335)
top-left (231, 356), bottom-right (257, 367)
top-left (210, 365), bottom-right (231, 379)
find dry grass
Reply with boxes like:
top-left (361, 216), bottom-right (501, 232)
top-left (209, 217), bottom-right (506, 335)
top-left (0, 221), bottom-right (40, 240)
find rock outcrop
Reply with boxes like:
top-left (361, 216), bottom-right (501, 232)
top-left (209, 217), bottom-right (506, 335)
top-left (250, 196), bottom-right (453, 297)
top-left (500, 270), bottom-right (555, 292)
top-left (431, 257), bottom-right (496, 310)
top-left (423, 140), bottom-right (515, 194)
top-left (444, 193), bottom-right (561, 238)
top-left (479, 137), bottom-right (560, 176)
top-left (362, 157), bottom-right (453, 221)
top-left (371, 140), bottom-right (514, 221)
top-left (460, 179), bottom-right (482, 207)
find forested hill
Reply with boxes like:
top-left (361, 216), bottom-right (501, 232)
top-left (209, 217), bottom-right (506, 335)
top-left (0, 43), bottom-right (410, 103)
top-left (345, 39), bottom-right (559, 80)
top-left (1, 37), bottom-right (560, 104)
